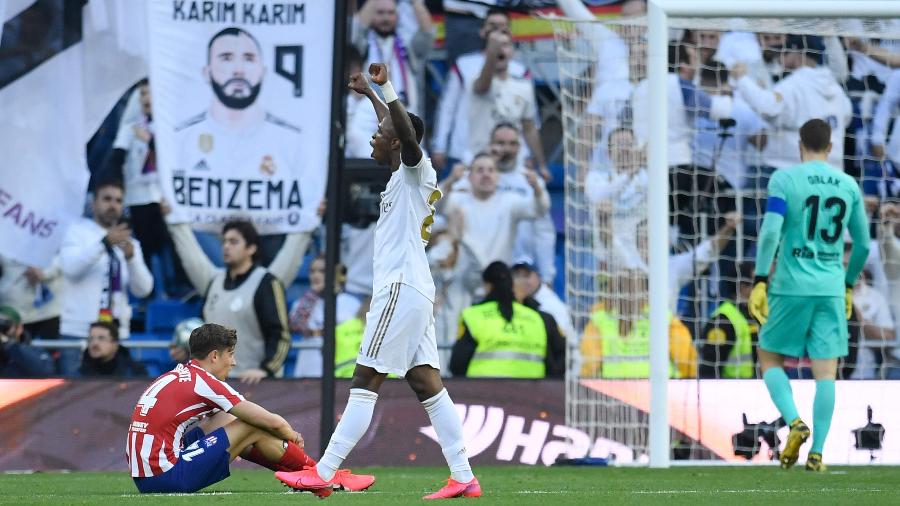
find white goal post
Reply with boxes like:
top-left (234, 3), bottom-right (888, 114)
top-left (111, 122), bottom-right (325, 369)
top-left (645, 0), bottom-right (900, 468)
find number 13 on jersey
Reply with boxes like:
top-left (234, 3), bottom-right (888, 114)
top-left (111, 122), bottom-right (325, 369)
top-left (804, 194), bottom-right (847, 244)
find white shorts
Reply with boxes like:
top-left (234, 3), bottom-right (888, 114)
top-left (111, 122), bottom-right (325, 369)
top-left (356, 282), bottom-right (440, 377)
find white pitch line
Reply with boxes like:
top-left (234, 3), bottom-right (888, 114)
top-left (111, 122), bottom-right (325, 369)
top-left (630, 488), bottom-right (891, 495)
top-left (118, 490), bottom-right (399, 498)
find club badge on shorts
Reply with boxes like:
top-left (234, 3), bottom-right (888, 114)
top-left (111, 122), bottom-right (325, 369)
top-left (198, 133), bottom-right (214, 154)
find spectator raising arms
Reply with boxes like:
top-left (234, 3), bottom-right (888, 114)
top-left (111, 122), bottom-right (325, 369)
top-left (351, 0), bottom-right (434, 116)
top-left (731, 35), bottom-right (852, 171)
top-left (467, 28), bottom-right (546, 175)
top-left (432, 9), bottom-right (542, 174)
top-left (440, 153), bottom-right (549, 271)
top-left (167, 213), bottom-right (310, 383)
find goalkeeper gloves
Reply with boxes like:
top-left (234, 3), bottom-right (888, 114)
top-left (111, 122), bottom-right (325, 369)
top-left (846, 285), bottom-right (853, 320)
top-left (748, 277), bottom-right (769, 325)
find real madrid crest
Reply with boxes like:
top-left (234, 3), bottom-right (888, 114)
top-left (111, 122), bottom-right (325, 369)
top-left (198, 133), bottom-right (214, 153)
top-left (260, 155), bottom-right (276, 175)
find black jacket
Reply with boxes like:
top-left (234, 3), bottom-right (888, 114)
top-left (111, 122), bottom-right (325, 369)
top-left (79, 345), bottom-right (147, 378)
top-left (0, 340), bottom-right (55, 378)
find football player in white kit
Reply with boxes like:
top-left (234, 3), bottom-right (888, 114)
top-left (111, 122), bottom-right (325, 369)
top-left (276, 63), bottom-right (480, 499)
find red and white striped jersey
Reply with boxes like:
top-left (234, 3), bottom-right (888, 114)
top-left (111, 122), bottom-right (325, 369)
top-left (125, 360), bottom-right (243, 477)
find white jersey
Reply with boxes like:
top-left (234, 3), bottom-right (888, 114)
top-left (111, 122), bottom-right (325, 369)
top-left (176, 110), bottom-right (303, 179)
top-left (372, 156), bottom-right (440, 301)
top-left (736, 66), bottom-right (852, 169)
top-left (173, 110), bottom-right (323, 233)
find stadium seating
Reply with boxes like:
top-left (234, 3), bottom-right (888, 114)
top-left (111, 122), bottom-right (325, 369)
top-left (145, 299), bottom-right (203, 334)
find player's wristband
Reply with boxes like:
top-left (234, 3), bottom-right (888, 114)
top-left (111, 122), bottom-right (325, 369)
top-left (379, 81), bottom-right (399, 103)
top-left (753, 276), bottom-right (768, 285)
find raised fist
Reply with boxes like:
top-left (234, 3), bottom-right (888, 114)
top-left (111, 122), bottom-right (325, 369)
top-left (368, 63), bottom-right (389, 85)
top-left (723, 211), bottom-right (742, 230)
top-left (348, 72), bottom-right (369, 95)
top-left (729, 62), bottom-right (748, 80)
top-left (486, 31), bottom-right (510, 57)
top-left (881, 203), bottom-right (899, 222)
top-left (448, 162), bottom-right (467, 183)
top-left (845, 37), bottom-right (866, 52)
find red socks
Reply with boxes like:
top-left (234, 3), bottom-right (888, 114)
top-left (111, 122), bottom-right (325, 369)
top-left (279, 440), bottom-right (317, 470)
top-left (243, 441), bottom-right (316, 472)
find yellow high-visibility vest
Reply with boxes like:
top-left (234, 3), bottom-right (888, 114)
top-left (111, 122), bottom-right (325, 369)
top-left (711, 302), bottom-right (754, 379)
top-left (463, 301), bottom-right (547, 378)
top-left (334, 318), bottom-right (365, 378)
top-left (590, 310), bottom-right (678, 379)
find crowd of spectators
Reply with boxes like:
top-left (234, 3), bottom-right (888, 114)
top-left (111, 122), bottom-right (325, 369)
top-left (561, 0), bottom-right (900, 380)
top-left (1, 1), bottom-right (898, 381)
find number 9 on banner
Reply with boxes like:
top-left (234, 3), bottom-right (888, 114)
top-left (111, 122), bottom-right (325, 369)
top-left (275, 45), bottom-right (303, 97)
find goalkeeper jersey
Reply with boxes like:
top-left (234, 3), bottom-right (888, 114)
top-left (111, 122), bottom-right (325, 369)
top-left (764, 160), bottom-right (868, 297)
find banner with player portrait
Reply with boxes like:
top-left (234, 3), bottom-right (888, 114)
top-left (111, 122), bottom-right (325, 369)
top-left (147, 0), bottom-right (334, 233)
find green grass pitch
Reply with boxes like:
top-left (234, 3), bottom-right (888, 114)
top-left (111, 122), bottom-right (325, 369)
top-left (1, 466), bottom-right (899, 505)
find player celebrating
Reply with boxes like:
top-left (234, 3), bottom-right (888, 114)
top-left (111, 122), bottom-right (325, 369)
top-left (276, 63), bottom-right (480, 499)
top-left (749, 119), bottom-right (870, 472)
top-left (126, 323), bottom-right (372, 495)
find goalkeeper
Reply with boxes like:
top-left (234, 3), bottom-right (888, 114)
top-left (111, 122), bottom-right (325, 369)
top-left (749, 118), bottom-right (869, 472)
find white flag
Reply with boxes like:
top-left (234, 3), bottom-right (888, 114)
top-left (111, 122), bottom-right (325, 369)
top-left (0, 0), bottom-right (146, 268)
top-left (147, 0), bottom-right (334, 234)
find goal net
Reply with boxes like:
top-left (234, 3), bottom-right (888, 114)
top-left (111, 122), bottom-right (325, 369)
top-left (553, 14), bottom-right (899, 464)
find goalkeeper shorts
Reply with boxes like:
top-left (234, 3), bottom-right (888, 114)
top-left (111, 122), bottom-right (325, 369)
top-left (759, 295), bottom-right (848, 359)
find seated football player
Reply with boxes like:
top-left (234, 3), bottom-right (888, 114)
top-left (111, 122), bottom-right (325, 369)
top-left (126, 323), bottom-right (374, 495)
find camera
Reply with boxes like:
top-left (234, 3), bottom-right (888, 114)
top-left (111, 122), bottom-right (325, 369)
top-left (343, 158), bottom-right (391, 228)
top-left (0, 316), bottom-right (13, 336)
top-left (853, 406), bottom-right (885, 452)
top-left (345, 182), bottom-right (383, 228)
top-left (732, 413), bottom-right (785, 460)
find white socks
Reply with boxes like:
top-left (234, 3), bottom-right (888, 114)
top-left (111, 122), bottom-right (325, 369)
top-left (316, 387), bottom-right (474, 484)
top-left (422, 388), bottom-right (474, 483)
top-left (316, 388), bottom-right (378, 481)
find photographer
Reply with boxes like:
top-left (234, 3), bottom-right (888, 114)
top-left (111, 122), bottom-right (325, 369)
top-left (0, 306), bottom-right (54, 378)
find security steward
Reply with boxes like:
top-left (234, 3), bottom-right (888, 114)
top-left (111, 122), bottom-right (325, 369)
top-left (578, 269), bottom-right (697, 378)
top-left (450, 262), bottom-right (563, 378)
top-left (334, 298), bottom-right (370, 378)
top-left (699, 262), bottom-right (759, 379)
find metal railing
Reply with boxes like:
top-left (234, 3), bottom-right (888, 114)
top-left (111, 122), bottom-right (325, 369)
top-left (30, 339), bottom-right (456, 351)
